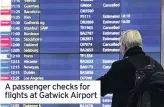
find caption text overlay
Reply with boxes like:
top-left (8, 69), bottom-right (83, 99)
top-left (0, 81), bottom-right (100, 104)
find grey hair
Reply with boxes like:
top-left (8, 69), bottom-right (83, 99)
top-left (120, 30), bottom-right (142, 49)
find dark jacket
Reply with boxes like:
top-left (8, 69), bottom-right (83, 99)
top-left (97, 46), bottom-right (163, 107)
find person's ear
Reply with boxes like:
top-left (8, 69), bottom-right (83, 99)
top-left (124, 45), bottom-right (127, 51)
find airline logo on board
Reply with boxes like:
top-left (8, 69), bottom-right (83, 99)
top-left (0, 15), bottom-right (11, 20)
top-left (0, 37), bottom-right (11, 48)
top-left (0, 0), bottom-right (11, 10)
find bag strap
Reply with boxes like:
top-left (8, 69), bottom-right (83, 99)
top-left (148, 56), bottom-right (155, 67)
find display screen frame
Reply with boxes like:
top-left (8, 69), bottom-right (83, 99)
top-left (161, 0), bottom-right (164, 67)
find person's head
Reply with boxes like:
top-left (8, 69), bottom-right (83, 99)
top-left (120, 30), bottom-right (143, 56)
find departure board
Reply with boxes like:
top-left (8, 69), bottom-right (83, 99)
top-left (0, 0), bottom-right (161, 107)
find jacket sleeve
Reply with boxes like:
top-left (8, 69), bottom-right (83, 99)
top-left (97, 62), bottom-right (124, 96)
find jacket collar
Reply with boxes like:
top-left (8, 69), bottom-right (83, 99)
top-left (123, 46), bottom-right (145, 59)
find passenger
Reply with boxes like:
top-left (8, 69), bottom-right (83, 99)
top-left (97, 30), bottom-right (164, 107)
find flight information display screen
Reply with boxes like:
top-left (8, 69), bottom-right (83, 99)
top-left (0, 0), bottom-right (161, 107)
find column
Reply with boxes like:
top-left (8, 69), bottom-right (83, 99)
top-left (22, 0), bottom-right (40, 80)
top-left (10, 0), bottom-right (21, 81)
top-left (0, 0), bottom-right (12, 81)
top-left (79, 1), bottom-right (95, 107)
top-left (79, 0), bottom-right (94, 53)
top-left (101, 0), bottom-right (121, 53)
top-left (0, 1), bottom-right (12, 107)
top-left (101, 0), bottom-right (121, 106)
top-left (39, 0), bottom-right (79, 107)
top-left (39, 0), bottom-right (79, 79)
